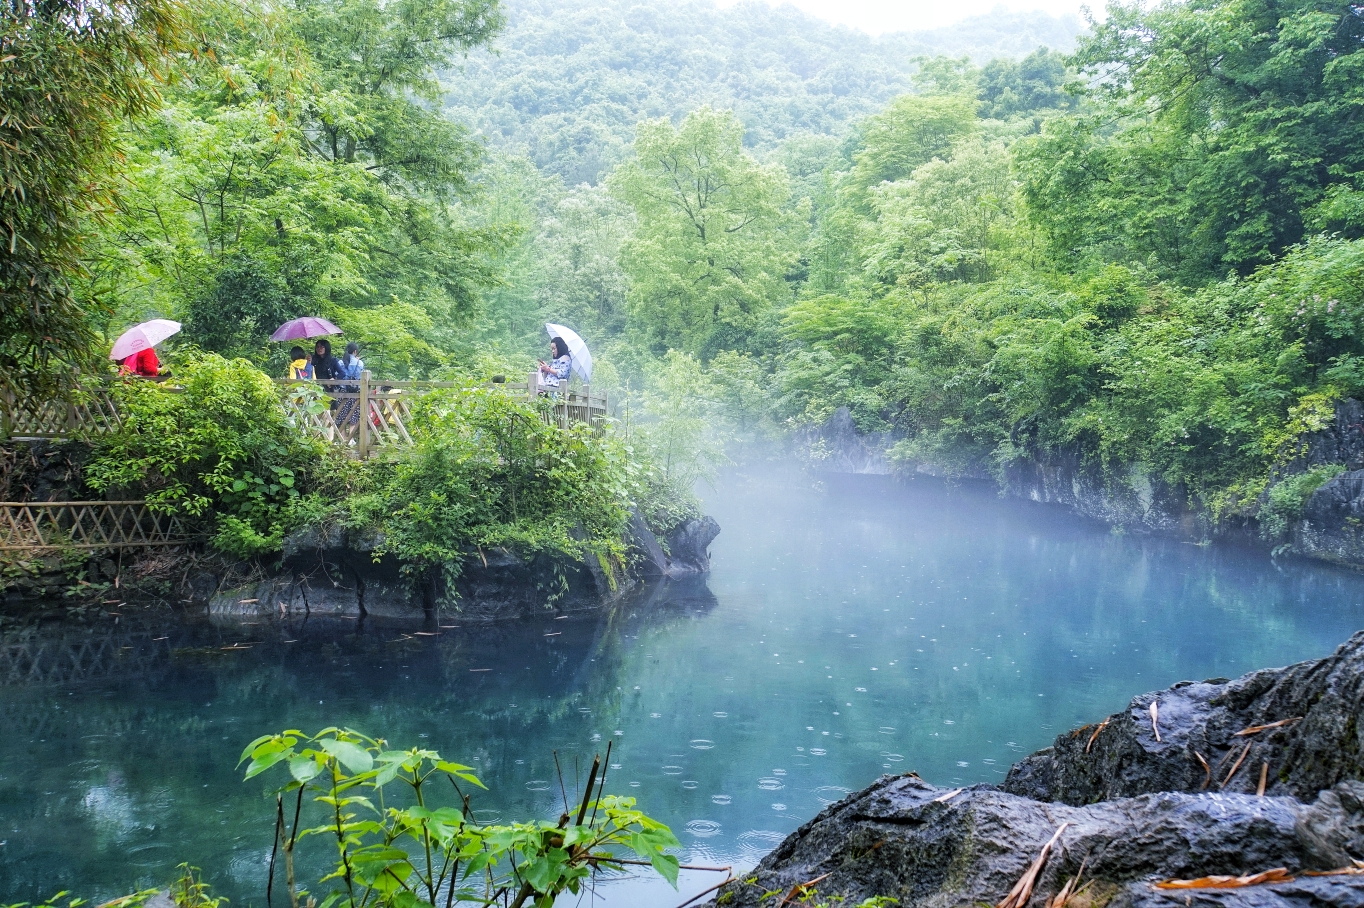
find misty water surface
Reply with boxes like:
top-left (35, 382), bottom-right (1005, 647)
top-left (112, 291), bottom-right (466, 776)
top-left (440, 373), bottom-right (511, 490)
top-left (4, 471), bottom-right (1364, 906)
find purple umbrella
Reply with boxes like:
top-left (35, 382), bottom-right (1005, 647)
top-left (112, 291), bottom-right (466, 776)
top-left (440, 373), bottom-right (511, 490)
top-left (270, 317), bottom-right (342, 342)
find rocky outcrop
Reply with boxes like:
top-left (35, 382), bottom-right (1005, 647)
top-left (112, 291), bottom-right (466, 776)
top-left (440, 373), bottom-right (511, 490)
top-left (664, 516), bottom-right (720, 573)
top-left (1294, 471), bottom-right (1364, 566)
top-left (627, 511), bottom-right (721, 577)
top-left (1004, 632), bottom-right (1364, 804)
top-left (1001, 447), bottom-right (1205, 538)
top-left (713, 775), bottom-right (1364, 908)
top-left (796, 407), bottom-right (894, 475)
top-left (709, 635), bottom-right (1364, 908)
top-left (201, 512), bottom-right (719, 623)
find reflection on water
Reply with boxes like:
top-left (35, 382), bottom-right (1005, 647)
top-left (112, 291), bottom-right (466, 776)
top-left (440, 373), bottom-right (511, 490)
top-left (4, 471), bottom-right (1364, 906)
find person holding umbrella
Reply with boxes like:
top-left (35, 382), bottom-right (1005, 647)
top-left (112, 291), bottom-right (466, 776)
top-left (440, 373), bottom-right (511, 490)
top-left (542, 323), bottom-right (593, 384)
top-left (110, 319), bottom-right (180, 377)
top-left (538, 336), bottom-right (572, 389)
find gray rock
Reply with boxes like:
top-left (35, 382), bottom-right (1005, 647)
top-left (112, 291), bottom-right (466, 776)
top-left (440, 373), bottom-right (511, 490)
top-left (1287, 400), bottom-right (1364, 475)
top-left (1003, 632), bottom-right (1364, 805)
top-left (1294, 470), bottom-right (1364, 567)
top-left (626, 507), bottom-right (673, 579)
top-left (709, 774), bottom-right (1364, 908)
top-left (797, 407), bottom-right (894, 475)
top-left (664, 516), bottom-right (720, 573)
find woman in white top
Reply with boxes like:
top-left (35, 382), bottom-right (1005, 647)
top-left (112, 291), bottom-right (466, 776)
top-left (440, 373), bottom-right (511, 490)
top-left (539, 336), bottom-right (572, 388)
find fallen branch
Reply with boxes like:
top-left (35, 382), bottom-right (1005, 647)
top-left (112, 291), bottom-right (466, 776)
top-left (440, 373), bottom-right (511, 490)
top-left (671, 875), bottom-right (735, 908)
top-left (778, 872), bottom-right (832, 907)
top-left (1257, 761), bottom-right (1269, 796)
top-left (1047, 857), bottom-right (1088, 908)
top-left (1150, 702), bottom-right (1161, 743)
top-left (594, 857), bottom-right (731, 872)
top-left (1234, 717), bottom-right (1303, 737)
top-left (998, 823), bottom-right (1069, 908)
top-left (1194, 751), bottom-right (1211, 790)
top-left (932, 788), bottom-right (964, 803)
top-left (1154, 868), bottom-right (1293, 890)
top-left (1085, 719), bottom-right (1110, 754)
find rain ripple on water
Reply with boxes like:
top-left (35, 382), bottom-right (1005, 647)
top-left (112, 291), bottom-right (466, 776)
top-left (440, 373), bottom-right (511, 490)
top-left (685, 819), bottom-right (722, 838)
top-left (814, 786), bottom-right (853, 804)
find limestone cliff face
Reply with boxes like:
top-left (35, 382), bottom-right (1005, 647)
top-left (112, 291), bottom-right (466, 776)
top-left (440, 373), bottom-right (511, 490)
top-left (803, 402), bottom-right (1364, 569)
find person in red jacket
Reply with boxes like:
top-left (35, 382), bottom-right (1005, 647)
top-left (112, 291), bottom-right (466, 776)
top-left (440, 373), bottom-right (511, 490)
top-left (119, 347), bottom-right (160, 377)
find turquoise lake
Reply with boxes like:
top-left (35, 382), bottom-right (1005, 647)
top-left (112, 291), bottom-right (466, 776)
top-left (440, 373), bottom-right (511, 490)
top-left (4, 471), bottom-right (1364, 906)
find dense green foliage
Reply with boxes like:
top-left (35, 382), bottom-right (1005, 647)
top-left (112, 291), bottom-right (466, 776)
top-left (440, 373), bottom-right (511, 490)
top-left (84, 356), bottom-right (335, 557)
top-left (87, 0), bottom-right (511, 376)
top-left (348, 386), bottom-right (655, 587)
top-left (240, 727), bottom-right (679, 907)
top-left (79, 356), bottom-right (689, 591)
top-left (14, 0), bottom-right (1364, 563)
top-left (1020, 0), bottom-right (1364, 282)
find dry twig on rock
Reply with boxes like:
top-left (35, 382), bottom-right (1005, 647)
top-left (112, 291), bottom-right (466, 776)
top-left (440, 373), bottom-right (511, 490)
top-left (1086, 719), bottom-right (1110, 754)
top-left (1155, 868), bottom-right (1292, 890)
top-left (998, 823), bottom-right (1069, 908)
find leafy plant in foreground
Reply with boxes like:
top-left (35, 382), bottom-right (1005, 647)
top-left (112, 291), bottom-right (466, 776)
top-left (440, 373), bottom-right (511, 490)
top-left (241, 727), bottom-right (680, 908)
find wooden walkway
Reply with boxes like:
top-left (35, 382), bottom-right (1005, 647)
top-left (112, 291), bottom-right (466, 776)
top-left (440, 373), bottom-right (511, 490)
top-left (1, 372), bottom-right (607, 459)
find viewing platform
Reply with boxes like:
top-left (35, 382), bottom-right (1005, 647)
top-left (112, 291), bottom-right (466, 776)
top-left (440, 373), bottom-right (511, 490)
top-left (0, 372), bottom-right (608, 459)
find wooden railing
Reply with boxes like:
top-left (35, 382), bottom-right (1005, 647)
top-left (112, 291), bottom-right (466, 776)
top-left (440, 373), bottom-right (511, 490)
top-left (0, 500), bottom-right (192, 552)
top-left (2, 372), bottom-right (608, 459)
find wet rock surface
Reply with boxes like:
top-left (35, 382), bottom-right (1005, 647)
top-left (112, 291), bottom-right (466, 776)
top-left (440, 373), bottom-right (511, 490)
top-left (1003, 632), bottom-right (1364, 804)
top-left (710, 635), bottom-right (1364, 908)
top-left (664, 516), bottom-right (721, 573)
top-left (1295, 471), bottom-right (1364, 567)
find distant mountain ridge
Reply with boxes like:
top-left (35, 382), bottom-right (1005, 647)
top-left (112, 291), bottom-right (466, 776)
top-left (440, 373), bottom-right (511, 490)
top-left (441, 0), bottom-right (1084, 183)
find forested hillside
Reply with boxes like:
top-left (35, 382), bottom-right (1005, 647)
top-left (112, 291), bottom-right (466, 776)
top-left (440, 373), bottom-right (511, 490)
top-left (442, 0), bottom-right (1083, 183)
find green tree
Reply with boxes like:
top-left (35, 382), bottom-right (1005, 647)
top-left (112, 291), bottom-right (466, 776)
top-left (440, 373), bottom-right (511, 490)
top-left (1, 0), bottom-right (185, 404)
top-left (610, 106), bottom-right (799, 357)
top-left (977, 47), bottom-right (1072, 120)
top-left (88, 0), bottom-right (509, 375)
top-left (1018, 0), bottom-right (1364, 282)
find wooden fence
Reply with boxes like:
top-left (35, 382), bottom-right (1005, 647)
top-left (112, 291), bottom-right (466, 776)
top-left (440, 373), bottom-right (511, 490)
top-left (0, 500), bottom-right (192, 552)
top-left (2, 372), bottom-right (608, 459)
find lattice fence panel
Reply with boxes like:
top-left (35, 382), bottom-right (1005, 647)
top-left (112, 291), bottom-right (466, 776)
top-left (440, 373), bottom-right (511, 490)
top-left (368, 393), bottom-right (415, 448)
top-left (0, 501), bottom-right (191, 551)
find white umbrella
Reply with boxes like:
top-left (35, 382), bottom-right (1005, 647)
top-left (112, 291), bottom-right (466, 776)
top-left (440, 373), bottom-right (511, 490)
top-left (109, 319), bottom-right (181, 361)
top-left (545, 322), bottom-right (593, 383)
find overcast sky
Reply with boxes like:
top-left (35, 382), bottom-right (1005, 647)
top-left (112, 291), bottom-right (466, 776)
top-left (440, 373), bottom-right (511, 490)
top-left (715, 0), bottom-right (1088, 34)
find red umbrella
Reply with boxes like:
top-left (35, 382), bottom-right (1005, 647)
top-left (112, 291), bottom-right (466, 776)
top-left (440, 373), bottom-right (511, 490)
top-left (270, 317), bottom-right (342, 342)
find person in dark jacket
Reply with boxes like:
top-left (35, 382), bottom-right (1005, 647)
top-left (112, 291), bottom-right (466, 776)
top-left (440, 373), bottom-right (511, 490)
top-left (313, 339), bottom-right (343, 380)
top-left (313, 339), bottom-right (345, 412)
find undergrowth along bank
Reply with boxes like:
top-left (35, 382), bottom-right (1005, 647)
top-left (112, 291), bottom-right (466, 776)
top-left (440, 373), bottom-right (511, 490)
top-left (76, 354), bottom-right (695, 587)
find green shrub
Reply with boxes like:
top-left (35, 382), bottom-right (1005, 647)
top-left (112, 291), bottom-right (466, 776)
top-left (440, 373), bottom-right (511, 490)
top-left (348, 385), bottom-right (647, 593)
top-left (86, 354), bottom-right (336, 558)
top-left (1259, 464), bottom-right (1346, 540)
